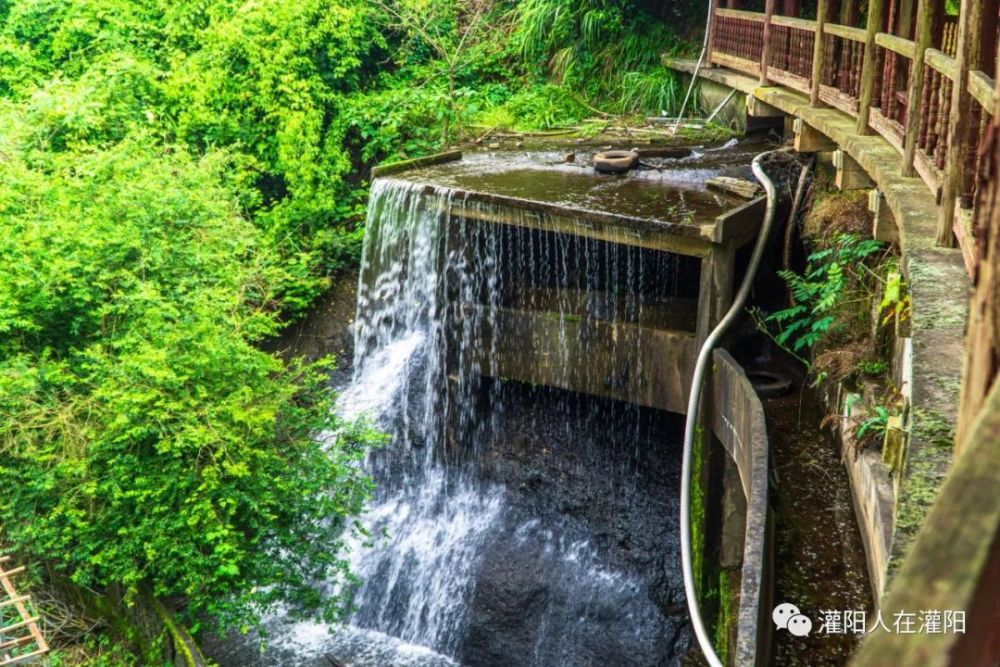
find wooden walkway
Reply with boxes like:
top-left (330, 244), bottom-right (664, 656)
top-left (0, 558), bottom-right (48, 666)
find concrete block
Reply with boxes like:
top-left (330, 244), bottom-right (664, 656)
top-left (834, 150), bottom-right (875, 191)
top-left (868, 190), bottom-right (900, 243)
top-left (793, 118), bottom-right (837, 153)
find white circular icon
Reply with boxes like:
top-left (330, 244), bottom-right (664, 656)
top-left (787, 613), bottom-right (813, 637)
top-left (772, 602), bottom-right (801, 630)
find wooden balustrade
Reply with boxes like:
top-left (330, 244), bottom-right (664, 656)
top-left (819, 25), bottom-right (867, 113)
top-left (702, 1), bottom-right (996, 269)
top-left (768, 17), bottom-right (817, 92)
top-left (711, 9), bottom-right (766, 75)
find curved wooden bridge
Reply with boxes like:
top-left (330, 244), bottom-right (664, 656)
top-left (702, 0), bottom-right (995, 270)
top-left (668, 1), bottom-right (999, 664)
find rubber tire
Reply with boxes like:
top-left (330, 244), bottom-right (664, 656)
top-left (746, 368), bottom-right (794, 399)
top-left (593, 150), bottom-right (639, 174)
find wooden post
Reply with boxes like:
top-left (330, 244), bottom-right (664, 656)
top-left (956, 44), bottom-right (1000, 451)
top-left (811, 0), bottom-right (830, 105)
top-left (902, 0), bottom-right (933, 176)
top-left (857, 0), bottom-right (886, 134)
top-left (761, 0), bottom-right (778, 85)
top-left (839, 0), bottom-right (860, 26)
top-left (938, 0), bottom-right (983, 247)
top-left (707, 0), bottom-right (721, 61)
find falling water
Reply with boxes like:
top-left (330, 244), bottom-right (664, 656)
top-left (336, 175), bottom-right (698, 666)
top-left (204, 147), bottom-right (760, 666)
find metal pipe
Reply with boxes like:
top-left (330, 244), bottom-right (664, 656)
top-left (679, 150), bottom-right (783, 667)
top-left (674, 0), bottom-right (719, 131)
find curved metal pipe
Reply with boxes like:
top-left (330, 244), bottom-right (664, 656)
top-left (679, 150), bottom-right (783, 667)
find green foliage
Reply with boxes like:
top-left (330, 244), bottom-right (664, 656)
top-left (857, 406), bottom-right (891, 442)
top-left (0, 0), bottom-right (701, 654)
top-left (858, 360), bottom-right (889, 377)
top-left (512, 0), bottom-right (693, 115)
top-left (879, 270), bottom-right (912, 328)
top-left (760, 234), bottom-right (884, 364)
top-left (0, 128), bottom-right (378, 633)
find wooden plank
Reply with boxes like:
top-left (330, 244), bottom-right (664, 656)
top-left (903, 0), bottom-right (934, 177)
top-left (825, 23), bottom-right (866, 42)
top-left (0, 567), bottom-right (25, 578)
top-left (913, 149), bottom-right (944, 198)
top-left (850, 382), bottom-right (1000, 667)
top-left (868, 108), bottom-right (906, 154)
top-left (939, 0), bottom-right (985, 246)
top-left (768, 68), bottom-right (811, 94)
top-left (444, 200), bottom-right (715, 257)
top-left (770, 15), bottom-right (816, 31)
top-left (811, 0), bottom-right (829, 106)
top-left (709, 51), bottom-right (762, 77)
top-left (715, 7), bottom-right (766, 22)
top-left (875, 32), bottom-right (917, 58)
top-left (819, 85), bottom-right (860, 115)
top-left (0, 596), bottom-right (30, 610)
top-left (0, 618), bottom-right (40, 634)
top-left (0, 635), bottom-right (34, 652)
top-left (925, 48), bottom-right (957, 79)
top-left (371, 151), bottom-right (462, 179)
top-left (968, 70), bottom-right (997, 112)
top-left (0, 649), bottom-right (46, 667)
top-left (857, 0), bottom-right (886, 134)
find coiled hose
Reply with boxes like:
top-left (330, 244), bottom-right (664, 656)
top-left (679, 150), bottom-right (782, 667)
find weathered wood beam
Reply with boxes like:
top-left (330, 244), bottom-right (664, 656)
top-left (371, 151), bottom-right (463, 178)
top-left (811, 0), bottom-right (830, 106)
top-left (857, 0), bottom-right (887, 134)
top-left (902, 0), bottom-right (933, 176)
top-left (956, 45), bottom-right (1000, 449)
top-left (938, 0), bottom-right (983, 246)
top-left (760, 0), bottom-right (778, 85)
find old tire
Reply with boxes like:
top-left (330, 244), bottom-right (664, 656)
top-left (593, 150), bottom-right (639, 174)
top-left (746, 368), bottom-right (794, 399)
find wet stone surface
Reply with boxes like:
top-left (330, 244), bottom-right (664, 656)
top-left (394, 142), bottom-right (769, 227)
top-left (456, 383), bottom-right (692, 666)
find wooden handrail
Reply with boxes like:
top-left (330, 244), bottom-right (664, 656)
top-left (925, 48), bottom-right (957, 79)
top-left (969, 70), bottom-right (997, 111)
top-left (714, 8), bottom-right (766, 22)
top-left (771, 15), bottom-right (816, 31)
top-left (825, 23), bottom-right (867, 42)
top-left (875, 32), bottom-right (916, 58)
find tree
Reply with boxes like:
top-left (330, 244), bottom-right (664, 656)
top-left (0, 126), bottom-right (378, 634)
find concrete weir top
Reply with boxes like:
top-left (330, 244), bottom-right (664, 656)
top-left (379, 146), bottom-right (765, 256)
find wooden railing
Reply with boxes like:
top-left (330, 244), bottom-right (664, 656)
top-left (0, 557), bottom-right (48, 666)
top-left (706, 4), bottom-right (996, 273)
top-left (819, 24), bottom-right (867, 114)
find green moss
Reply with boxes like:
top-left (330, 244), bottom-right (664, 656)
top-left (690, 426), bottom-right (706, 596)
top-left (889, 407), bottom-right (954, 577)
top-left (713, 570), bottom-right (735, 666)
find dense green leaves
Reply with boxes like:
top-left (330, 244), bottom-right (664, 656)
top-left (0, 0), bottom-right (699, 652)
top-left (0, 130), bottom-right (379, 632)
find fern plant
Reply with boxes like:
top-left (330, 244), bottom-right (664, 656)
top-left (755, 234), bottom-right (884, 366)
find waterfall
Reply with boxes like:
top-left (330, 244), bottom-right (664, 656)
top-left (334, 177), bottom-right (691, 666)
